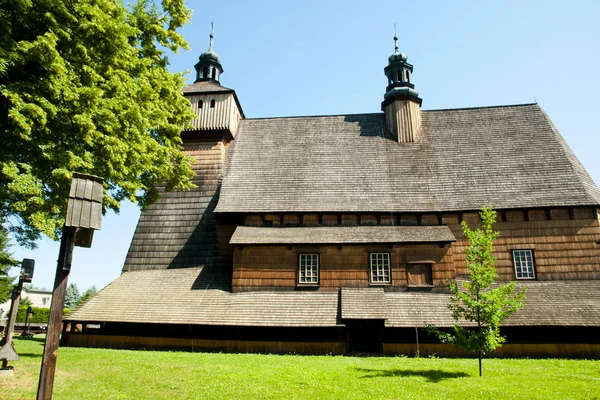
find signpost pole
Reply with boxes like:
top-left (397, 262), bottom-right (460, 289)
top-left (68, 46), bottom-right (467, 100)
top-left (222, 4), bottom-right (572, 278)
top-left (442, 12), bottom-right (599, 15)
top-left (36, 226), bottom-right (77, 400)
top-left (0, 277), bottom-right (24, 369)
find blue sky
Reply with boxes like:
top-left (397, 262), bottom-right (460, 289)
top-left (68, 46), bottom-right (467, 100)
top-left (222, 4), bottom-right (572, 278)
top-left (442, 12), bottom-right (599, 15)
top-left (9, 0), bottom-right (600, 291)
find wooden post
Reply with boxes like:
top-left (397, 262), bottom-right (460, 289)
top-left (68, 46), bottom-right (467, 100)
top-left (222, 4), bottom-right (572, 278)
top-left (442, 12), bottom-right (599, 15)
top-left (414, 327), bottom-right (420, 357)
top-left (0, 277), bottom-right (24, 369)
top-left (36, 226), bottom-right (77, 400)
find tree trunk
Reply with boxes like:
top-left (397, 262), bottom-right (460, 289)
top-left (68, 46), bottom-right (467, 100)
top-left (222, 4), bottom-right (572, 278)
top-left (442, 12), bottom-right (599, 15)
top-left (478, 350), bottom-right (482, 377)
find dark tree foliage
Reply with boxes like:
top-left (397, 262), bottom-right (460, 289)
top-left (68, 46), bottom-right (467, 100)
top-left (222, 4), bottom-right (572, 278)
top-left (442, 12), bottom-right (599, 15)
top-left (0, 227), bottom-right (18, 303)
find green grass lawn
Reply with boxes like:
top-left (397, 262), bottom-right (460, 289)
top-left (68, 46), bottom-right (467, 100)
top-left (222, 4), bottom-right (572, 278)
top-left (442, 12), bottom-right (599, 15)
top-left (2, 336), bottom-right (600, 400)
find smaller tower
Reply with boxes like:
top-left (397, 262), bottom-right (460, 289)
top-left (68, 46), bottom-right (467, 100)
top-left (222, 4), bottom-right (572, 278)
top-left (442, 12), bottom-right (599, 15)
top-left (194, 23), bottom-right (224, 83)
top-left (381, 35), bottom-right (422, 143)
top-left (183, 24), bottom-right (244, 138)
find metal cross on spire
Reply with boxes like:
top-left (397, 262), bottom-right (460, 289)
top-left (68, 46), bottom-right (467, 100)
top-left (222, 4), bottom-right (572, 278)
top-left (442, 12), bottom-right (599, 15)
top-left (393, 23), bottom-right (399, 53)
top-left (209, 21), bottom-right (215, 51)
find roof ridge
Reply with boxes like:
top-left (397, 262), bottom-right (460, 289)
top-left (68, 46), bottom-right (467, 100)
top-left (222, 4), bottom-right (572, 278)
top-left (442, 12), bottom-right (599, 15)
top-left (242, 104), bottom-right (540, 121)
top-left (423, 102), bottom-right (539, 113)
top-left (244, 112), bottom-right (382, 121)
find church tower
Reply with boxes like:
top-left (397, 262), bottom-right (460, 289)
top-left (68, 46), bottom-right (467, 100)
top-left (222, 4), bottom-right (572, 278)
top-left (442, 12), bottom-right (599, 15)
top-left (381, 35), bottom-right (422, 143)
top-left (182, 25), bottom-right (244, 138)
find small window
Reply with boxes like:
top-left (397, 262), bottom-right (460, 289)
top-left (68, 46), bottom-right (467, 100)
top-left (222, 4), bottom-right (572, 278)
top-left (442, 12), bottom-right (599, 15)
top-left (198, 100), bottom-right (203, 109)
top-left (203, 66), bottom-right (208, 78)
top-left (513, 250), bottom-right (535, 279)
top-left (299, 254), bottom-right (319, 284)
top-left (370, 253), bottom-right (391, 284)
top-left (397, 71), bottom-right (402, 82)
top-left (212, 67), bottom-right (216, 79)
top-left (406, 70), bottom-right (410, 83)
top-left (210, 99), bottom-right (215, 108)
top-left (407, 263), bottom-right (433, 286)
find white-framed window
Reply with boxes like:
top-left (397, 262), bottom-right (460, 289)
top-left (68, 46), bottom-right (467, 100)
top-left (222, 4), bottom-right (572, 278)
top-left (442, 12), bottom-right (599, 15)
top-left (298, 254), bottom-right (319, 284)
top-left (370, 253), bottom-right (391, 284)
top-left (513, 250), bottom-right (535, 279)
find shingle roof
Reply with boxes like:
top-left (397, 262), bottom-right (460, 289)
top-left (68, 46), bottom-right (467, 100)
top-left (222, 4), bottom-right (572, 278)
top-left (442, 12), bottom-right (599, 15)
top-left (182, 80), bottom-right (233, 94)
top-left (67, 270), bottom-right (600, 328)
top-left (215, 104), bottom-right (600, 213)
top-left (66, 268), bottom-right (341, 327)
top-left (229, 226), bottom-right (456, 245)
top-left (385, 280), bottom-right (600, 327)
top-left (341, 288), bottom-right (386, 319)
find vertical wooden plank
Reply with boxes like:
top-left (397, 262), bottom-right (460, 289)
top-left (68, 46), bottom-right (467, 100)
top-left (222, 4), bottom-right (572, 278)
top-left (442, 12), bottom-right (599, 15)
top-left (83, 179), bottom-right (93, 200)
top-left (37, 226), bottom-right (77, 400)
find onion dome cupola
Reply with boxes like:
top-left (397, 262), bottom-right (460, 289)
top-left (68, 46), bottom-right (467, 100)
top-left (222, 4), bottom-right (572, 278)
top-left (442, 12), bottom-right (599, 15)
top-left (194, 27), bottom-right (223, 83)
top-left (382, 34), bottom-right (423, 143)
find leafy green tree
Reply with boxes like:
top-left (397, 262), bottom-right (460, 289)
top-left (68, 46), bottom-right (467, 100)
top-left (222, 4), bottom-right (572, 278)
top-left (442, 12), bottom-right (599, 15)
top-left (0, 0), bottom-right (196, 247)
top-left (19, 296), bottom-right (33, 308)
top-left (64, 283), bottom-right (80, 309)
top-left (428, 207), bottom-right (526, 376)
top-left (0, 228), bottom-right (18, 303)
top-left (77, 285), bottom-right (98, 306)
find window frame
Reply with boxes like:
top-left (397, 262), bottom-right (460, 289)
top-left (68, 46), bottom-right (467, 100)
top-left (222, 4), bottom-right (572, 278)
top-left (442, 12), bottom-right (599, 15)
top-left (298, 253), bottom-right (320, 285)
top-left (512, 249), bottom-right (536, 280)
top-left (369, 252), bottom-right (392, 285)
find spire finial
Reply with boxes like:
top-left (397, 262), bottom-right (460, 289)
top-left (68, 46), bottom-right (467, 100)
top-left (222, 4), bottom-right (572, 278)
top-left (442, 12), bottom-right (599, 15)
top-left (209, 21), bottom-right (214, 51)
top-left (393, 23), bottom-right (398, 53)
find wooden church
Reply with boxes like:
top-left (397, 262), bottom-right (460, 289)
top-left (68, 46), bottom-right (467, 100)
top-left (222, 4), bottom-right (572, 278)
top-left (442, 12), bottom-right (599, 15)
top-left (64, 32), bottom-right (600, 357)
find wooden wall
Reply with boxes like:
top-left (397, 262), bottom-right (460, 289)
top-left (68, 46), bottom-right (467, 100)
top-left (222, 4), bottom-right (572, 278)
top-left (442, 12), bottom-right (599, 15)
top-left (235, 207), bottom-right (600, 287)
top-left (445, 208), bottom-right (600, 280)
top-left (62, 333), bottom-right (600, 358)
top-left (185, 93), bottom-right (242, 137)
top-left (232, 243), bottom-right (453, 292)
top-left (63, 334), bottom-right (346, 355)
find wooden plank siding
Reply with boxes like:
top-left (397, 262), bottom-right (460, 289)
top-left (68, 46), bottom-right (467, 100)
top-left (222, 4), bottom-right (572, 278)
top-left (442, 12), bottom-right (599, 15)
top-left (186, 93), bottom-right (242, 136)
top-left (63, 334), bottom-right (346, 355)
top-left (61, 334), bottom-right (600, 358)
top-left (232, 207), bottom-right (600, 290)
top-left (232, 244), bottom-right (454, 292)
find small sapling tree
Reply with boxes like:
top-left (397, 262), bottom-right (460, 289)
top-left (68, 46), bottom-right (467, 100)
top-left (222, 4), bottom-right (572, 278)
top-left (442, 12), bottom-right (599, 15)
top-left (428, 207), bottom-right (526, 376)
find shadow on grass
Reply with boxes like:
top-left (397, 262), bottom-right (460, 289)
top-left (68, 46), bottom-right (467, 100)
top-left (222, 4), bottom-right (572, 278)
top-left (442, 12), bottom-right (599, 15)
top-left (354, 367), bottom-right (469, 383)
top-left (15, 353), bottom-right (42, 358)
top-left (15, 336), bottom-right (46, 343)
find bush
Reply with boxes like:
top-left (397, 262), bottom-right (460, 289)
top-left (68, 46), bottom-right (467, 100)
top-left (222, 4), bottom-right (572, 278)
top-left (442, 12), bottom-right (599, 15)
top-left (16, 306), bottom-right (50, 323)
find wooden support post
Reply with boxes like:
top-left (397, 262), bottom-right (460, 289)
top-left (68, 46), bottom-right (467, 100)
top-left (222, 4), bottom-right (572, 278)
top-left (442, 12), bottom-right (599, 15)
top-left (0, 277), bottom-right (24, 369)
top-left (37, 226), bottom-right (77, 400)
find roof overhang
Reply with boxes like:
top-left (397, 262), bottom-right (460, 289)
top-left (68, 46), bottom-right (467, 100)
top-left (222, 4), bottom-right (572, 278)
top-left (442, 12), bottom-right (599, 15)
top-left (229, 225), bottom-right (456, 245)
